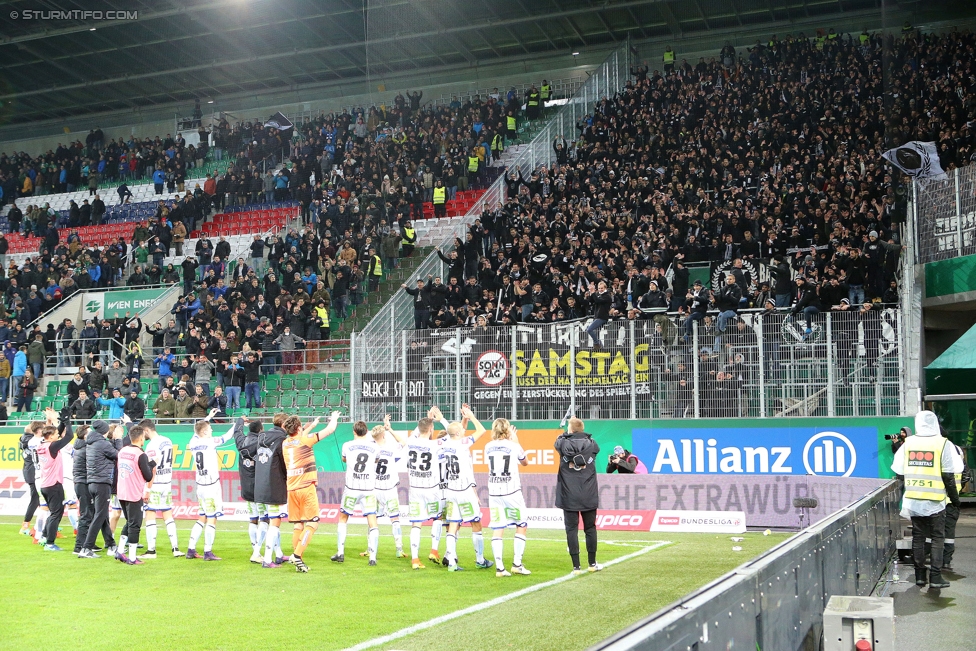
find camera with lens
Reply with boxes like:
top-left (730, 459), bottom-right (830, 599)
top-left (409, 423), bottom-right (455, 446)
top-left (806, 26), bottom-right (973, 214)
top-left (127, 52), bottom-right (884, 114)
top-left (884, 433), bottom-right (900, 441)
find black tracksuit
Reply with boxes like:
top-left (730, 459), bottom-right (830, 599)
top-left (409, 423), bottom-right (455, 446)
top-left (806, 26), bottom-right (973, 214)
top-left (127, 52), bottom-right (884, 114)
top-left (83, 430), bottom-right (119, 550)
top-left (19, 432), bottom-right (39, 524)
top-left (39, 423), bottom-right (74, 544)
top-left (554, 430), bottom-right (601, 569)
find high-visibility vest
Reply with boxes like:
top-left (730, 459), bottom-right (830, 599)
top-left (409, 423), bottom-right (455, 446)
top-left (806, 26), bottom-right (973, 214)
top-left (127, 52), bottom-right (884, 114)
top-left (492, 134), bottom-right (503, 152)
top-left (768, 39), bottom-right (776, 48)
top-left (403, 227), bottom-right (415, 243)
top-left (540, 85), bottom-right (551, 100)
top-left (433, 187), bottom-right (446, 204)
top-left (663, 50), bottom-right (675, 64)
top-left (468, 156), bottom-right (480, 173)
top-left (507, 116), bottom-right (517, 131)
top-left (859, 32), bottom-right (870, 45)
top-left (527, 92), bottom-right (540, 107)
top-left (370, 254), bottom-right (383, 276)
top-left (902, 435), bottom-right (948, 501)
top-left (315, 305), bottom-right (330, 327)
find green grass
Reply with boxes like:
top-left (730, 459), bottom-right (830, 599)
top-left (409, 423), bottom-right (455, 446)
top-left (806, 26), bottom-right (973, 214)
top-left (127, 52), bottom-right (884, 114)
top-left (0, 517), bottom-right (789, 651)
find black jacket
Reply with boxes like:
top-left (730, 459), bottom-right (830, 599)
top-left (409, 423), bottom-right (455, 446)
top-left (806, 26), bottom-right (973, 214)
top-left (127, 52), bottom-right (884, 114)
top-left (70, 398), bottom-right (98, 421)
top-left (72, 436), bottom-right (88, 483)
top-left (554, 431), bottom-right (600, 511)
top-left (234, 423), bottom-right (260, 503)
top-left (85, 430), bottom-right (119, 485)
top-left (20, 432), bottom-right (36, 483)
top-left (123, 396), bottom-right (146, 420)
top-left (715, 283), bottom-right (742, 311)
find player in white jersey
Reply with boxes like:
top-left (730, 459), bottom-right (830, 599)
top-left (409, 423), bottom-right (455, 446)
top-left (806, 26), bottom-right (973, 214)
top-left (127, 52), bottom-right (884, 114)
top-left (26, 423), bottom-right (50, 544)
top-left (185, 409), bottom-right (240, 561)
top-left (441, 404), bottom-right (492, 572)
top-left (405, 409), bottom-right (449, 570)
top-left (429, 406), bottom-right (451, 564)
top-left (485, 418), bottom-right (531, 576)
top-left (333, 421), bottom-right (381, 565)
top-left (140, 419), bottom-right (184, 558)
top-left (358, 417), bottom-right (408, 558)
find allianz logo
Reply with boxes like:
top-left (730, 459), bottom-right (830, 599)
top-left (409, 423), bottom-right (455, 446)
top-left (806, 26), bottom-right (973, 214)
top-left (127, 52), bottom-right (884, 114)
top-left (649, 431), bottom-right (857, 477)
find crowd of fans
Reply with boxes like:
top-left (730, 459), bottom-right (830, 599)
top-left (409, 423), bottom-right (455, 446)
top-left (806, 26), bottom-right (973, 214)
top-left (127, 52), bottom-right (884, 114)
top-left (399, 28), bottom-right (976, 351)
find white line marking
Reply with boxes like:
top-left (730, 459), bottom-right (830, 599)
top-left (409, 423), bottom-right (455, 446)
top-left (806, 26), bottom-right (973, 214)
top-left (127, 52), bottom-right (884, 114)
top-left (340, 541), bottom-right (671, 651)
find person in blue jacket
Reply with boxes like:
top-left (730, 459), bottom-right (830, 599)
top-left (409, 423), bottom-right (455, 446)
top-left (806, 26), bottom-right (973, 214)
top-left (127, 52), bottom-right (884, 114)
top-left (94, 388), bottom-right (126, 420)
top-left (152, 168), bottom-right (166, 195)
top-left (11, 345), bottom-right (27, 403)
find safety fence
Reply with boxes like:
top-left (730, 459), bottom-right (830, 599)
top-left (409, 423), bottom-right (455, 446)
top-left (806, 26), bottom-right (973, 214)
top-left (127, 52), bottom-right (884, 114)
top-left (591, 479), bottom-right (901, 651)
top-left (914, 164), bottom-right (976, 264)
top-left (354, 41), bottom-right (632, 372)
top-left (350, 309), bottom-right (906, 422)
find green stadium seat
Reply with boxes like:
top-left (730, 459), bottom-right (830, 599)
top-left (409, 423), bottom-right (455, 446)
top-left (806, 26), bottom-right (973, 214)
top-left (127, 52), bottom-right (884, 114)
top-left (327, 391), bottom-right (344, 408)
top-left (295, 375), bottom-right (311, 390)
top-left (326, 374), bottom-right (340, 390)
top-left (263, 375), bottom-right (281, 392)
top-left (310, 375), bottom-right (326, 390)
top-left (46, 383), bottom-right (59, 397)
top-left (281, 377), bottom-right (295, 391)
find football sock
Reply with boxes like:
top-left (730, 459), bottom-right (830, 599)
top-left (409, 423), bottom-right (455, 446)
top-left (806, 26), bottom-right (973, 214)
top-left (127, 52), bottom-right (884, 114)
top-left (367, 527), bottom-right (379, 562)
top-left (472, 531), bottom-right (485, 563)
top-left (257, 520), bottom-right (269, 549)
top-left (514, 534), bottom-right (526, 566)
top-left (248, 521), bottom-right (257, 547)
top-left (165, 519), bottom-right (179, 549)
top-left (391, 519), bottom-right (403, 551)
top-left (446, 533), bottom-right (457, 565)
top-left (188, 522), bottom-right (204, 550)
top-left (119, 534), bottom-right (128, 551)
top-left (410, 526), bottom-right (421, 559)
top-left (68, 509), bottom-right (78, 529)
top-left (337, 521), bottom-right (347, 555)
top-left (146, 522), bottom-right (157, 550)
top-left (128, 543), bottom-right (138, 560)
top-left (264, 526), bottom-right (279, 563)
top-left (294, 523), bottom-right (316, 557)
top-left (203, 524), bottom-right (216, 553)
top-left (430, 520), bottom-right (442, 552)
top-left (292, 525), bottom-right (303, 552)
top-left (492, 537), bottom-right (504, 570)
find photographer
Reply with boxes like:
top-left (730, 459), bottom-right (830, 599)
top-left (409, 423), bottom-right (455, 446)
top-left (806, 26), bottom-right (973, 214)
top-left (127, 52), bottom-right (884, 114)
top-left (888, 426), bottom-right (911, 454)
top-left (891, 410), bottom-right (964, 588)
top-left (606, 446), bottom-right (648, 474)
top-left (554, 417), bottom-right (601, 574)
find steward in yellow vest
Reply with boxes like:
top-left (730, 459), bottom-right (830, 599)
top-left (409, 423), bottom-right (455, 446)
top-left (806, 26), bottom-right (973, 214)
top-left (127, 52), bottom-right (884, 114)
top-left (892, 410), bottom-right (962, 587)
top-left (540, 81), bottom-right (551, 101)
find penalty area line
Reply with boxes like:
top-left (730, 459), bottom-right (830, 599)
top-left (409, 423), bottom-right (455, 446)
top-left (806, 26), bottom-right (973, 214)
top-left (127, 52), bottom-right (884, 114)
top-left (340, 541), bottom-right (671, 651)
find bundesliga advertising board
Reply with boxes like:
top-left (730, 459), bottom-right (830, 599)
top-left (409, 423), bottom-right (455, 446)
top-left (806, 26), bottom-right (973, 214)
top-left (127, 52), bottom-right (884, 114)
top-left (0, 415), bottom-right (905, 528)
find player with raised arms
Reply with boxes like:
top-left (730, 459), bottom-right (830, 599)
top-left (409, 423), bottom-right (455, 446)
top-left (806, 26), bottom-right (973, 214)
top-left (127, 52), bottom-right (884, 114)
top-left (441, 404), bottom-right (492, 572)
top-left (333, 421), bottom-right (380, 565)
top-left (369, 416), bottom-right (409, 558)
top-left (185, 409), bottom-right (242, 561)
top-left (405, 409), bottom-right (448, 570)
top-left (141, 419), bottom-right (184, 558)
top-left (283, 412), bottom-right (340, 573)
top-left (485, 418), bottom-right (531, 577)
top-left (235, 419), bottom-right (268, 563)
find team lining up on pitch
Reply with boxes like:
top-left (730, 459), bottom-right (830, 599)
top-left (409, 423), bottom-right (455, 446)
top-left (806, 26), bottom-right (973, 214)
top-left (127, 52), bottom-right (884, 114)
top-left (20, 403), bottom-right (550, 576)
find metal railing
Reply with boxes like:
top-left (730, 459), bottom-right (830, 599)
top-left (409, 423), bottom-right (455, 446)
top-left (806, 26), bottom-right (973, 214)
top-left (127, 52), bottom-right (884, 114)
top-left (914, 164), bottom-right (976, 264)
top-left (351, 309), bottom-right (906, 423)
top-left (592, 480), bottom-right (901, 651)
top-left (351, 42), bottom-right (632, 420)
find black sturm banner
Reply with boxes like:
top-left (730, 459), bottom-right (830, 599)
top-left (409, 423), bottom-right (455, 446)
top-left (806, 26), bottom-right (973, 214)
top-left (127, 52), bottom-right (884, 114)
top-left (359, 373), bottom-right (431, 403)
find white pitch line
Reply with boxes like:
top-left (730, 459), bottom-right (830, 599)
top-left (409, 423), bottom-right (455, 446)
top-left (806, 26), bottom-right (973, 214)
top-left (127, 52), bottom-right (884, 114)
top-left (340, 541), bottom-right (671, 651)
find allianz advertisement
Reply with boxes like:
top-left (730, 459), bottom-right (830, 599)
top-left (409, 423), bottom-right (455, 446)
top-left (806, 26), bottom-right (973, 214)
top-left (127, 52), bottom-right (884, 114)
top-left (631, 417), bottom-right (910, 478)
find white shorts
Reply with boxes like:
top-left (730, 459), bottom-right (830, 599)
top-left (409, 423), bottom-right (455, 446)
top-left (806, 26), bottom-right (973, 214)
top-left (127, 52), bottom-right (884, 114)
top-left (62, 479), bottom-right (77, 505)
top-left (375, 488), bottom-right (401, 518)
top-left (340, 488), bottom-right (377, 516)
top-left (408, 487), bottom-right (442, 522)
top-left (146, 487), bottom-right (173, 512)
top-left (445, 487), bottom-right (481, 524)
top-left (110, 495), bottom-right (122, 511)
top-left (489, 491), bottom-right (527, 529)
top-left (197, 483), bottom-right (223, 518)
top-left (248, 502), bottom-right (287, 520)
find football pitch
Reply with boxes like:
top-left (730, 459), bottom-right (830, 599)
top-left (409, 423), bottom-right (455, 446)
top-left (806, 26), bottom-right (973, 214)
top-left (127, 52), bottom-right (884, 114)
top-left (0, 517), bottom-right (790, 651)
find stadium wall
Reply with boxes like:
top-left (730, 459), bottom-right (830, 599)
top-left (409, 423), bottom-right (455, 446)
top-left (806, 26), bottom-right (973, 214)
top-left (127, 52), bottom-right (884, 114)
top-left (0, 416), bottom-right (906, 527)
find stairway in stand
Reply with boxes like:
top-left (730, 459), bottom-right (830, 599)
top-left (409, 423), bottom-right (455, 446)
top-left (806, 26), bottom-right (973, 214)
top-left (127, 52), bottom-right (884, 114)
top-left (332, 246), bottom-right (433, 336)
